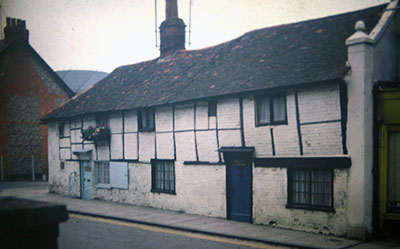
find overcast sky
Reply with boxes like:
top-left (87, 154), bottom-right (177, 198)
top-left (1, 0), bottom-right (390, 73)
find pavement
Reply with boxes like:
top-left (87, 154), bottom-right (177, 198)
top-left (1, 181), bottom-right (399, 249)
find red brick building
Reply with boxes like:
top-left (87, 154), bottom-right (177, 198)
top-left (0, 18), bottom-right (74, 180)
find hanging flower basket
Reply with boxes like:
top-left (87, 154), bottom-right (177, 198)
top-left (81, 125), bottom-right (110, 141)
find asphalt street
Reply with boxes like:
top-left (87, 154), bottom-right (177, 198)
top-left (59, 214), bottom-right (287, 249)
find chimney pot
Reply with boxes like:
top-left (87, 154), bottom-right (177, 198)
top-left (4, 17), bottom-right (29, 44)
top-left (166, 0), bottom-right (178, 19)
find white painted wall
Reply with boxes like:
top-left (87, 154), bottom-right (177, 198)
top-left (48, 83), bottom-right (350, 237)
top-left (94, 161), bottom-right (226, 218)
top-left (253, 168), bottom-right (349, 236)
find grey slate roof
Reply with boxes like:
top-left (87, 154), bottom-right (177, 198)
top-left (42, 4), bottom-right (386, 121)
top-left (56, 70), bottom-right (108, 94)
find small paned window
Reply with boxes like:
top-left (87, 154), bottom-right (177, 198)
top-left (60, 161), bottom-right (65, 171)
top-left (138, 109), bottom-right (155, 131)
top-left (95, 161), bottom-right (110, 185)
top-left (58, 122), bottom-right (65, 137)
top-left (256, 94), bottom-right (287, 126)
top-left (288, 169), bottom-right (333, 211)
top-left (151, 160), bottom-right (175, 194)
top-left (208, 101), bottom-right (217, 117)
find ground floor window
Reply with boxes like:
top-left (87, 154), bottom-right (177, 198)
top-left (287, 169), bottom-right (333, 211)
top-left (95, 161), bottom-right (110, 185)
top-left (151, 160), bottom-right (175, 194)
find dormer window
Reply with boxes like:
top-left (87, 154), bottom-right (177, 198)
top-left (255, 94), bottom-right (287, 126)
top-left (138, 109), bottom-right (155, 131)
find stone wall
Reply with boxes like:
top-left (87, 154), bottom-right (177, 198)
top-left (0, 43), bottom-right (71, 180)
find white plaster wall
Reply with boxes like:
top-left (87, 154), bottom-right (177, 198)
top-left (60, 149), bottom-right (71, 160)
top-left (217, 98), bottom-right (240, 129)
top-left (110, 134), bottom-right (123, 159)
top-left (138, 132), bottom-right (155, 162)
top-left (196, 130), bottom-right (219, 162)
top-left (70, 129), bottom-right (81, 144)
top-left (195, 101), bottom-right (208, 130)
top-left (156, 106), bottom-right (173, 132)
top-left (110, 112), bottom-right (123, 133)
top-left (218, 129), bottom-right (241, 147)
top-left (298, 84), bottom-right (341, 123)
top-left (253, 167), bottom-right (349, 236)
top-left (49, 83), bottom-right (348, 236)
top-left (124, 133), bottom-right (138, 159)
top-left (156, 133), bottom-right (174, 159)
top-left (59, 137), bottom-right (70, 148)
top-left (49, 161), bottom-right (80, 197)
top-left (301, 122), bottom-right (343, 155)
top-left (124, 110), bottom-right (138, 132)
top-left (175, 131), bottom-right (196, 161)
top-left (97, 140), bottom-right (110, 161)
top-left (175, 103), bottom-right (194, 131)
top-left (94, 162), bottom-right (226, 218)
top-left (48, 123), bottom-right (59, 165)
top-left (48, 121), bottom-right (80, 198)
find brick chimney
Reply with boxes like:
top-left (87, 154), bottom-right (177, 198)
top-left (159, 0), bottom-right (186, 57)
top-left (4, 17), bottom-right (29, 44)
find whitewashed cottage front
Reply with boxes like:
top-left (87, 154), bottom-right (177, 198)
top-left (42, 0), bottom-right (400, 239)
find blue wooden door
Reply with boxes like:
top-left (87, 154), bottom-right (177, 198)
top-left (81, 160), bottom-right (93, 200)
top-left (227, 156), bottom-right (252, 222)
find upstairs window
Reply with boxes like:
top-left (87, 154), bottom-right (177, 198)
top-left (151, 160), bottom-right (175, 194)
top-left (208, 101), bottom-right (217, 117)
top-left (287, 169), bottom-right (333, 211)
top-left (255, 94), bottom-right (287, 126)
top-left (138, 109), bottom-right (155, 131)
top-left (58, 122), bottom-right (65, 137)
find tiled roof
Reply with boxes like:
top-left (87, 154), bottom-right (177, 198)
top-left (0, 40), bottom-right (75, 97)
top-left (42, 4), bottom-right (386, 121)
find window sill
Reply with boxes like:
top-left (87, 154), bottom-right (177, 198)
top-left (151, 189), bottom-right (176, 195)
top-left (286, 204), bottom-right (335, 213)
top-left (95, 183), bottom-right (111, 189)
top-left (138, 128), bottom-right (155, 132)
top-left (255, 121), bottom-right (288, 127)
